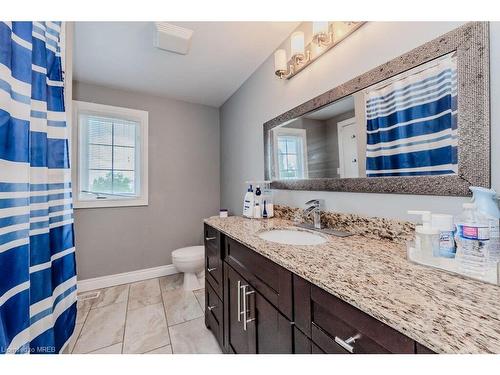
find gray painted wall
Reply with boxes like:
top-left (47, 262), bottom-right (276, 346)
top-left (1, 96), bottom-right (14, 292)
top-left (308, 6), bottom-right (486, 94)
top-left (73, 81), bottom-right (220, 279)
top-left (220, 22), bottom-right (500, 221)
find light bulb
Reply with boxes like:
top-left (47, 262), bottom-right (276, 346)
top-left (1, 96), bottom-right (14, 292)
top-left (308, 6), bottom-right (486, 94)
top-left (313, 22), bottom-right (329, 36)
top-left (274, 49), bottom-right (287, 73)
top-left (290, 31), bottom-right (305, 57)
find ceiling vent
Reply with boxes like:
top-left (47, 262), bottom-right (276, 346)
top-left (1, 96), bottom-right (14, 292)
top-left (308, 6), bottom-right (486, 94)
top-left (154, 22), bottom-right (193, 55)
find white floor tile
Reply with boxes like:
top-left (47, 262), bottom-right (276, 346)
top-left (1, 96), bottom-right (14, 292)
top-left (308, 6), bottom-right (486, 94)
top-left (162, 289), bottom-right (203, 326)
top-left (73, 302), bottom-right (127, 354)
top-left (159, 274), bottom-right (183, 292)
top-left (88, 342), bottom-right (123, 354)
top-left (169, 317), bottom-right (221, 354)
top-left (92, 284), bottom-right (129, 309)
top-left (128, 278), bottom-right (162, 311)
top-left (193, 289), bottom-right (205, 311)
top-left (123, 303), bottom-right (170, 354)
top-left (67, 322), bottom-right (83, 354)
top-left (145, 345), bottom-right (173, 354)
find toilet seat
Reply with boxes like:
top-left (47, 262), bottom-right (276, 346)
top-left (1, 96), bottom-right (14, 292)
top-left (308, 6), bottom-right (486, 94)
top-left (172, 245), bottom-right (204, 262)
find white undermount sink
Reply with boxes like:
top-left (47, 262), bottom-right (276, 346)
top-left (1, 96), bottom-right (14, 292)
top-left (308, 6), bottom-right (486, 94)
top-left (258, 229), bottom-right (327, 246)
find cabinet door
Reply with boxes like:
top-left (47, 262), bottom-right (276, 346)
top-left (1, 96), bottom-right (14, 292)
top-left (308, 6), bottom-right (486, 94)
top-left (205, 280), bottom-right (223, 350)
top-left (224, 264), bottom-right (293, 354)
top-left (205, 224), bottom-right (223, 298)
top-left (294, 327), bottom-right (312, 354)
top-left (245, 283), bottom-right (293, 354)
top-left (225, 264), bottom-right (251, 354)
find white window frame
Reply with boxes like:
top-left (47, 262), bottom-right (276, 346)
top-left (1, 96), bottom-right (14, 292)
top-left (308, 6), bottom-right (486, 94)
top-left (272, 127), bottom-right (308, 180)
top-left (71, 100), bottom-right (149, 209)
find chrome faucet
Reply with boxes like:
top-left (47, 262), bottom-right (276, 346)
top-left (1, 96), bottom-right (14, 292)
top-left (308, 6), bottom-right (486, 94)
top-left (304, 199), bottom-right (322, 229)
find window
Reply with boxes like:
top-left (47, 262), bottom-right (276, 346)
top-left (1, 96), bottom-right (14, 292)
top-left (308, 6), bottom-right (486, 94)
top-left (272, 128), bottom-right (308, 180)
top-left (72, 101), bottom-right (148, 208)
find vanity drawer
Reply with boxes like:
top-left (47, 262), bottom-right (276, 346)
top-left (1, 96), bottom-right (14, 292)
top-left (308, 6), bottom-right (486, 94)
top-left (311, 285), bottom-right (414, 354)
top-left (204, 224), bottom-right (223, 298)
top-left (311, 323), bottom-right (353, 354)
top-left (205, 279), bottom-right (224, 349)
top-left (224, 237), bottom-right (293, 319)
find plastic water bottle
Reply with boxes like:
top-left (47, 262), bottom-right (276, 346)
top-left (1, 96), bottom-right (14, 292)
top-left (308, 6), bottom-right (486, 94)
top-left (469, 187), bottom-right (500, 263)
top-left (455, 203), bottom-right (491, 278)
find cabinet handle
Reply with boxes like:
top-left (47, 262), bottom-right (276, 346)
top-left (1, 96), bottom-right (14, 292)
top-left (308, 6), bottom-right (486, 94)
top-left (242, 285), bottom-right (248, 330)
top-left (237, 280), bottom-right (242, 322)
top-left (207, 305), bottom-right (216, 311)
top-left (205, 236), bottom-right (216, 241)
top-left (242, 288), bottom-right (255, 331)
top-left (334, 333), bottom-right (361, 354)
top-left (207, 267), bottom-right (217, 272)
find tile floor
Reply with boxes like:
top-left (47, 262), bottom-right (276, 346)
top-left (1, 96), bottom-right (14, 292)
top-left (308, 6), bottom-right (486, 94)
top-left (68, 274), bottom-right (221, 354)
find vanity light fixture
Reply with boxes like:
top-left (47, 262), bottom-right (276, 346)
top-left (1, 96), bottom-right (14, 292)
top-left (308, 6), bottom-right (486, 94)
top-left (274, 21), bottom-right (365, 80)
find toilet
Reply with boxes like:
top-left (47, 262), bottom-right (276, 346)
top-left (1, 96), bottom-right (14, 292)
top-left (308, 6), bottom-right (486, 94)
top-left (172, 245), bottom-right (205, 291)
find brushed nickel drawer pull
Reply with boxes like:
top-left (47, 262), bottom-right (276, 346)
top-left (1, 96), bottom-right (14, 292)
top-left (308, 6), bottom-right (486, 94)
top-left (207, 267), bottom-right (217, 272)
top-left (237, 280), bottom-right (242, 322)
top-left (205, 236), bottom-right (216, 241)
top-left (207, 305), bottom-right (216, 311)
top-left (242, 285), bottom-right (248, 330)
top-left (334, 333), bottom-right (361, 353)
top-left (243, 289), bottom-right (255, 331)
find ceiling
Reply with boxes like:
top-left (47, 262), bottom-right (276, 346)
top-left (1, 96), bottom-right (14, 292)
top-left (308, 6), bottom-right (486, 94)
top-left (73, 22), bottom-right (300, 107)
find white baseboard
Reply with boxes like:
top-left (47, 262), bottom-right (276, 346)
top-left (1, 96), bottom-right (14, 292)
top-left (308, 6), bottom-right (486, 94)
top-left (77, 264), bottom-right (179, 293)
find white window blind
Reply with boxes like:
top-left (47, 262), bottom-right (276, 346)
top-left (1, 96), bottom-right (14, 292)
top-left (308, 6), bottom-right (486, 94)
top-left (73, 101), bottom-right (148, 208)
top-left (81, 114), bottom-right (139, 196)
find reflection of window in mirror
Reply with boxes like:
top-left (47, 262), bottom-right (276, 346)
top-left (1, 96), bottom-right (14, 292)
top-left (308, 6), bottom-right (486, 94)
top-left (272, 128), bottom-right (308, 180)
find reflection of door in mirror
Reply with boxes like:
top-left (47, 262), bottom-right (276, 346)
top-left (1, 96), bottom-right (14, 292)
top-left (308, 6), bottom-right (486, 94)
top-left (272, 128), bottom-right (308, 179)
top-left (337, 118), bottom-right (359, 178)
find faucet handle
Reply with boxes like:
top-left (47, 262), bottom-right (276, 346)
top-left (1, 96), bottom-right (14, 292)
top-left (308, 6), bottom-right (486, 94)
top-left (305, 199), bottom-right (321, 207)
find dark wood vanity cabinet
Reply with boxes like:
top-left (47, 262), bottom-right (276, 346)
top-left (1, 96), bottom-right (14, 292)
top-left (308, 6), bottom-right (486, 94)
top-left (224, 263), bottom-right (293, 354)
top-left (224, 237), bottom-right (293, 320)
top-left (293, 274), bottom-right (418, 354)
top-left (204, 224), bottom-right (223, 299)
top-left (204, 224), bottom-right (224, 348)
top-left (203, 224), bottom-right (434, 354)
top-left (205, 280), bottom-right (224, 349)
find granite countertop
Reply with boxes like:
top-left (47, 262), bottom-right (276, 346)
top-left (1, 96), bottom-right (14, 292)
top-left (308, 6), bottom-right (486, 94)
top-left (204, 215), bottom-right (500, 354)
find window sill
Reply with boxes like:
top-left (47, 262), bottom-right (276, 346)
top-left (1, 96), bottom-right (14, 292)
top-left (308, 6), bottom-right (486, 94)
top-left (73, 197), bottom-right (148, 209)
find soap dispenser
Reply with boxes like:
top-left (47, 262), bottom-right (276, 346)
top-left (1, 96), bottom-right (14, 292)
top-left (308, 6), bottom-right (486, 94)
top-left (254, 185), bottom-right (262, 218)
top-left (243, 184), bottom-right (254, 218)
top-left (408, 210), bottom-right (439, 262)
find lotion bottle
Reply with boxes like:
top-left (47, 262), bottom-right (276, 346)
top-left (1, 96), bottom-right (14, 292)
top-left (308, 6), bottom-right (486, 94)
top-left (243, 185), bottom-right (254, 218)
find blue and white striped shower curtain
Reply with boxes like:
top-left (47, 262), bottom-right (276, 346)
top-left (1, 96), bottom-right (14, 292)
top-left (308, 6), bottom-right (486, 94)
top-left (365, 55), bottom-right (458, 177)
top-left (0, 22), bottom-right (76, 354)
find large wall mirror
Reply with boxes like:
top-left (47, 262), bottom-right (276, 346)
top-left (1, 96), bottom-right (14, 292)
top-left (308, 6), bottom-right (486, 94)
top-left (264, 22), bottom-right (490, 196)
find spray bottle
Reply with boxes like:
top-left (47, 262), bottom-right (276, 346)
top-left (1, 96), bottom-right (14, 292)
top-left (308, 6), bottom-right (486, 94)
top-left (470, 187), bottom-right (500, 262)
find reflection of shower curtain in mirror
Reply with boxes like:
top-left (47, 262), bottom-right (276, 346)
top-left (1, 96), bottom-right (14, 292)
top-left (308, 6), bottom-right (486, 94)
top-left (364, 55), bottom-right (458, 177)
